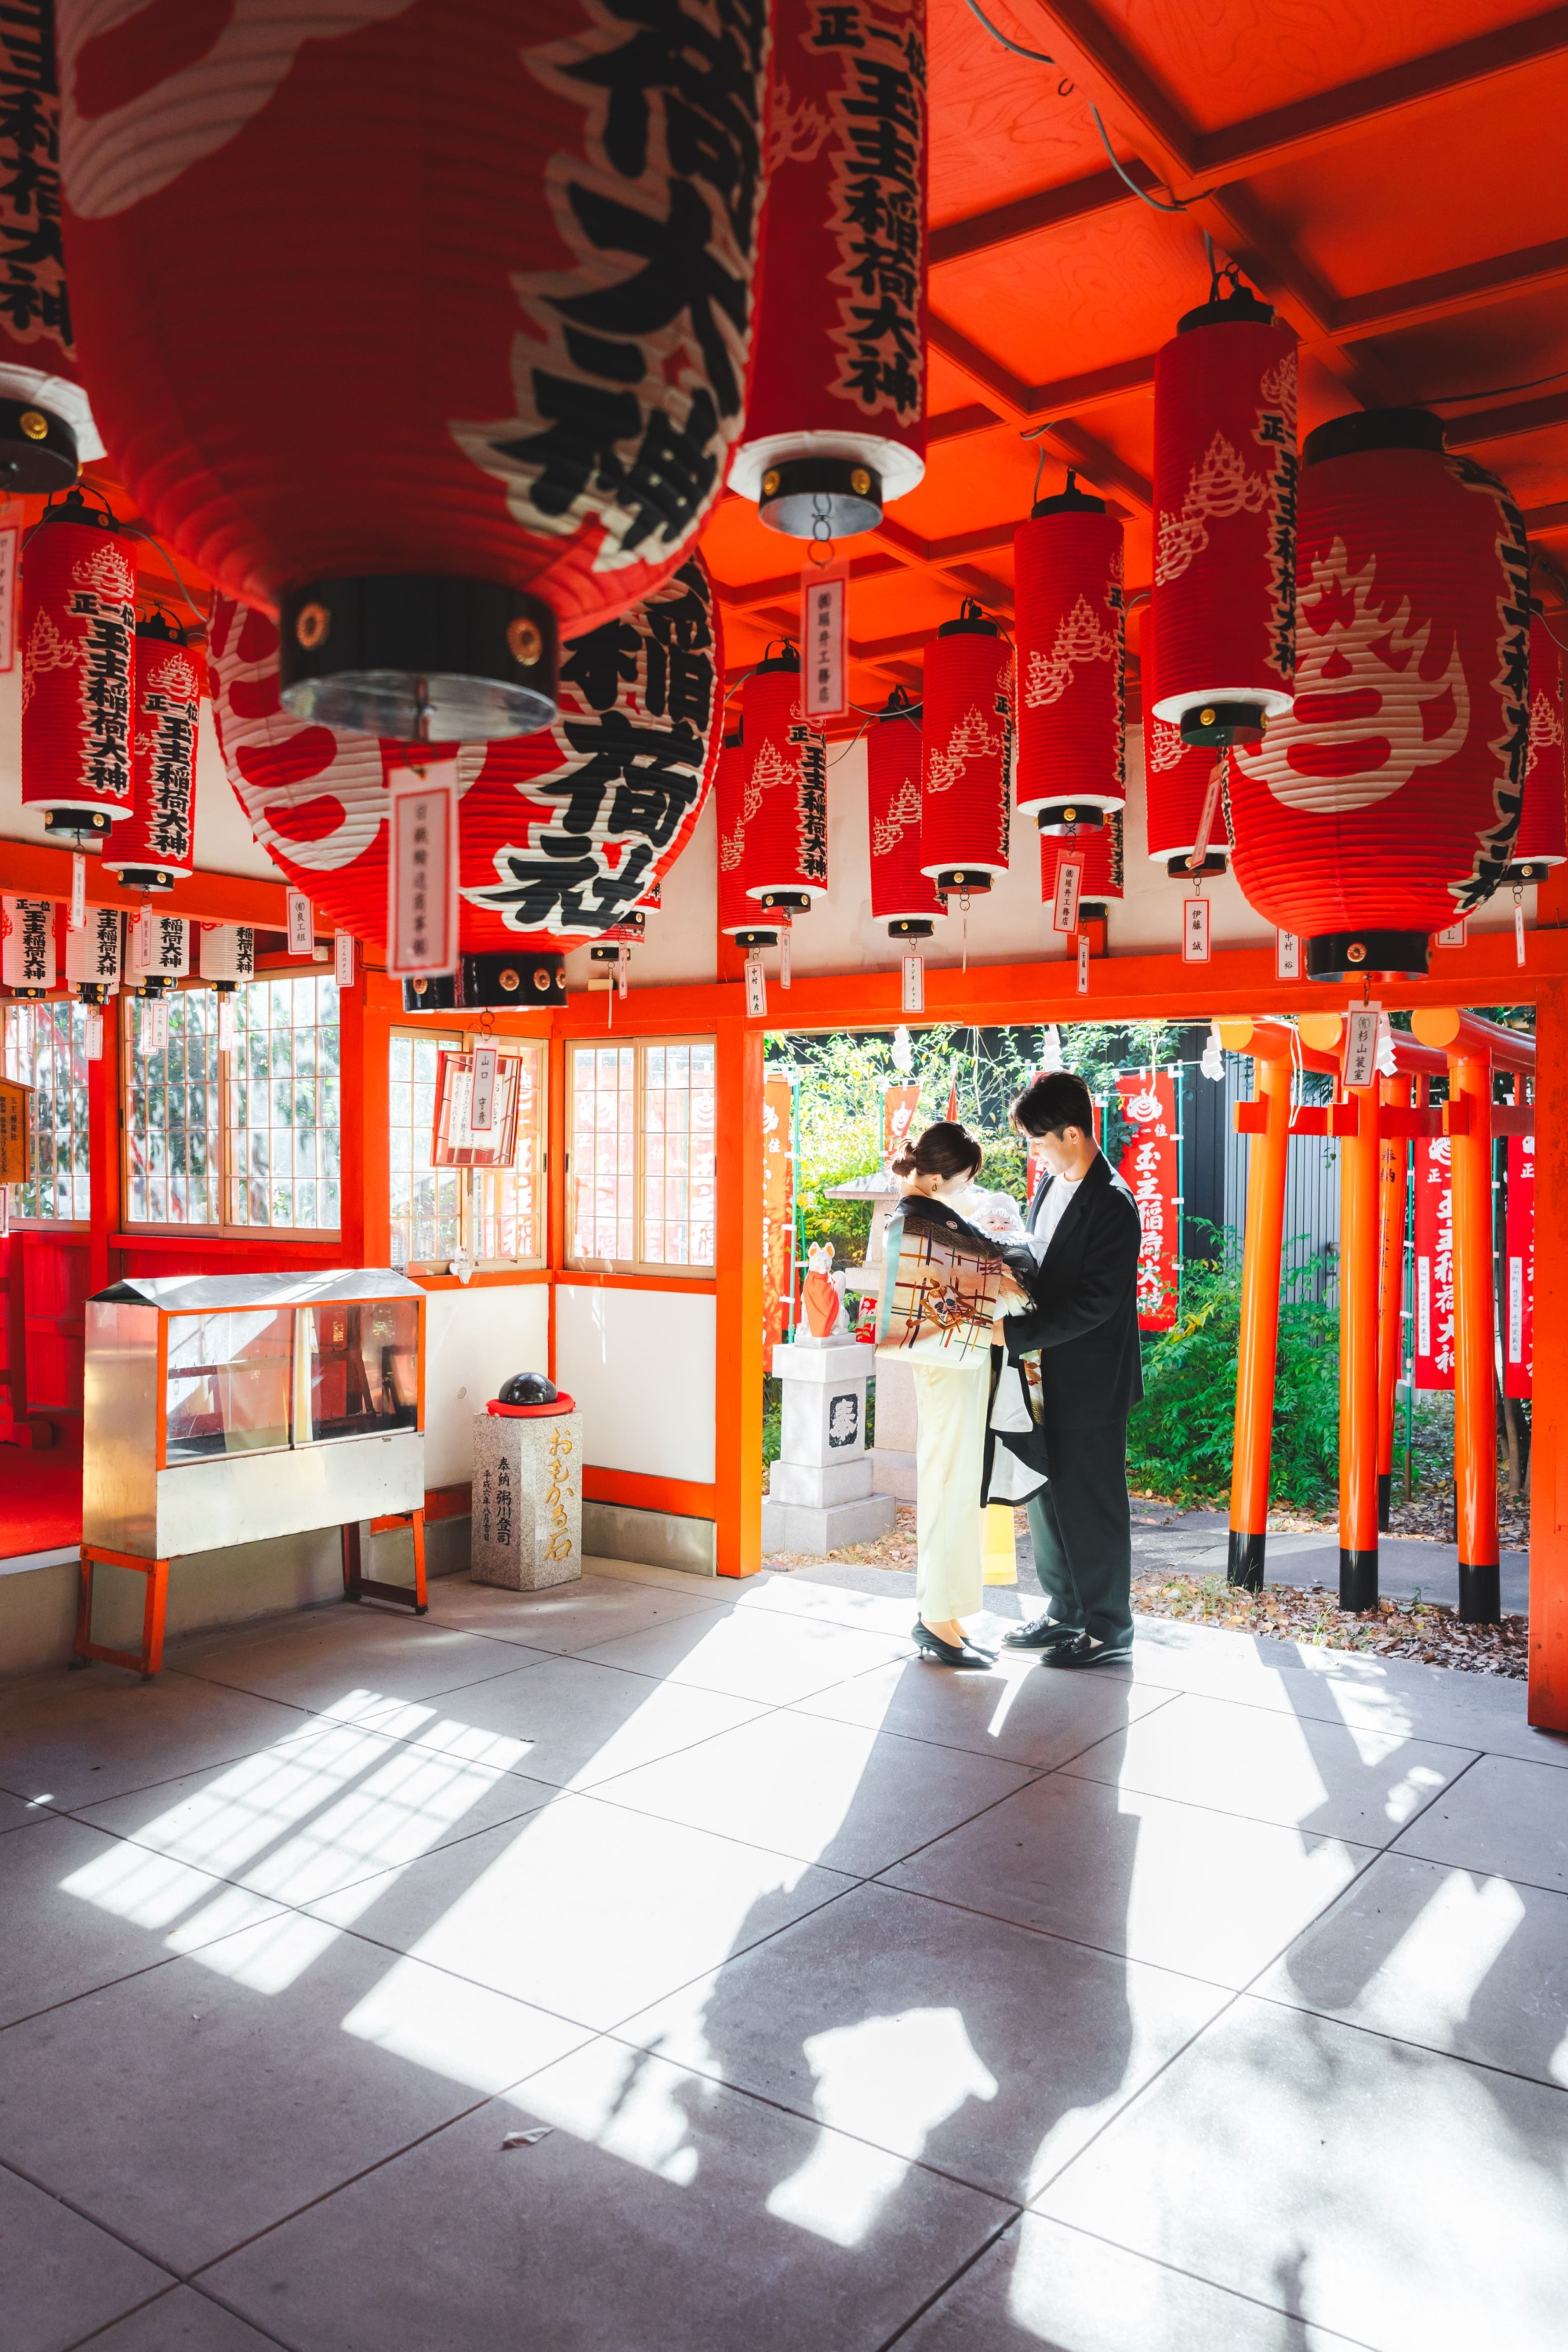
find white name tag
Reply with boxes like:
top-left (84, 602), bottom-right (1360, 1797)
top-left (387, 765), bottom-right (459, 975)
top-left (1182, 896), bottom-right (1210, 963)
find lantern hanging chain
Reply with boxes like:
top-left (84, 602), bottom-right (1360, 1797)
top-left (960, 0), bottom-right (1065, 68)
top-left (808, 493), bottom-right (837, 572)
top-left (115, 519), bottom-right (209, 630)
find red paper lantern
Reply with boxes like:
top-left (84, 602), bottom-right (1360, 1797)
top-left (1229, 410), bottom-right (1530, 978)
top-left (1510, 608), bottom-right (1566, 877)
top-left (1149, 285), bottom-right (1298, 747)
top-left (739, 648), bottom-right (827, 909)
top-left (730, 0), bottom-right (925, 536)
top-left (210, 556), bottom-right (724, 978)
top-left (20, 492), bottom-right (136, 844)
top-left (59, 0), bottom-right (767, 741)
top-left (716, 724), bottom-right (776, 946)
top-left (0, 9), bottom-right (102, 489)
top-left (920, 605), bottom-right (1012, 891)
top-left (106, 615), bottom-right (201, 889)
top-left (1139, 608), bottom-right (1230, 874)
top-left (869, 687), bottom-right (942, 935)
top-left (1014, 479), bottom-right (1124, 827)
top-left (1042, 814), bottom-right (1123, 913)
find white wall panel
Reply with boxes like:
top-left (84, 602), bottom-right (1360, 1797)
top-left (555, 1282), bottom-right (715, 1483)
top-left (422, 1283), bottom-right (550, 1486)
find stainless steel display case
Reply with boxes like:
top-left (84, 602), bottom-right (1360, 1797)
top-left (79, 1273), bottom-right (428, 1672)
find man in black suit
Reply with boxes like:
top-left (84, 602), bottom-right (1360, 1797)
top-left (993, 1070), bottom-right (1142, 1669)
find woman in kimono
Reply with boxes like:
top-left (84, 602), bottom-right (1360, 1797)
top-left (890, 1121), bottom-right (1033, 1668)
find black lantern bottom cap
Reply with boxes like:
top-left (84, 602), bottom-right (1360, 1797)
top-left (0, 396), bottom-right (78, 494)
top-left (934, 870), bottom-right (993, 895)
top-left (75, 984), bottom-right (114, 1007)
top-left (758, 457), bottom-right (882, 539)
top-left (401, 953), bottom-right (566, 1014)
top-left (731, 928), bottom-right (779, 950)
top-left (41, 808), bottom-right (114, 842)
top-left (756, 891), bottom-right (812, 913)
top-left (887, 918), bottom-right (935, 938)
top-left (133, 978), bottom-right (176, 1000)
top-left (111, 866), bottom-right (179, 892)
top-left (1179, 700), bottom-right (1266, 748)
top-left (279, 575), bottom-right (558, 742)
top-left (1504, 862), bottom-right (1554, 884)
top-left (1035, 804), bottom-right (1105, 833)
top-left (1307, 930), bottom-right (1431, 980)
top-left (7, 985), bottom-right (49, 1000)
top-left (1079, 901), bottom-right (1109, 922)
top-left (1166, 851), bottom-right (1228, 879)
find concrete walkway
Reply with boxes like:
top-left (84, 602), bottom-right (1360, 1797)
top-left (2, 1558), bottom-right (1565, 2350)
top-left (1122, 1507), bottom-right (1530, 1616)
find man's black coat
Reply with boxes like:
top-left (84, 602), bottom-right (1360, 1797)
top-left (996, 1150), bottom-right (1143, 1477)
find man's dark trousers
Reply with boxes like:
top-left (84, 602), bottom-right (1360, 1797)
top-left (1025, 1422), bottom-right (1133, 1648)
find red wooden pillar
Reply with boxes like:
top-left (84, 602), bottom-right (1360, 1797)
top-left (354, 973), bottom-right (394, 1269)
top-left (1529, 976), bottom-right (1568, 1730)
top-left (1220, 1020), bottom-right (1294, 1590)
top-left (1376, 1073), bottom-right (1413, 1530)
top-left (1339, 1085), bottom-right (1382, 1611)
top-left (713, 1011), bottom-right (764, 1577)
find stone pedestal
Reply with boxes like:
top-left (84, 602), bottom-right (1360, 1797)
top-left (471, 1409), bottom-right (583, 1589)
top-left (869, 1351), bottom-right (918, 1502)
top-left (761, 1338), bottom-right (895, 1555)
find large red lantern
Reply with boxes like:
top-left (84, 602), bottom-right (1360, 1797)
top-left (738, 647), bottom-right (827, 912)
top-left (868, 687), bottom-right (942, 936)
top-left (210, 556), bottom-right (724, 990)
top-left (1229, 410), bottom-right (1530, 978)
top-left (1509, 607), bottom-right (1566, 879)
top-left (20, 491), bottom-right (136, 844)
top-left (0, 7), bottom-right (102, 488)
top-left (106, 615), bottom-right (201, 889)
top-left (59, 0), bottom-right (767, 742)
top-left (1014, 477), bottom-right (1124, 829)
top-left (730, 0), bottom-right (925, 537)
top-left (1138, 608), bottom-right (1230, 875)
top-left (1149, 283), bottom-right (1298, 749)
top-left (920, 604), bottom-right (1012, 892)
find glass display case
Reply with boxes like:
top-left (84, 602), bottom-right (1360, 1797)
top-left (83, 1271), bottom-right (426, 1563)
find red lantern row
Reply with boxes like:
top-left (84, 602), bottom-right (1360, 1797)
top-left (731, 0), bottom-right (927, 539)
top-left (107, 615), bottom-right (203, 888)
top-left (60, 0), bottom-right (768, 741)
top-left (920, 605), bottom-right (1012, 889)
top-left (1228, 410), bottom-right (1530, 977)
top-left (20, 495), bottom-right (137, 844)
top-left (1014, 478), bottom-right (1124, 825)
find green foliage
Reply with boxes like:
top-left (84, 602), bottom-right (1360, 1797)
top-left (765, 1019), bottom-right (1182, 1268)
top-left (1128, 1226), bottom-right (1341, 1510)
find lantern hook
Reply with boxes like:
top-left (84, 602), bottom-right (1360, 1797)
top-left (808, 492), bottom-right (837, 570)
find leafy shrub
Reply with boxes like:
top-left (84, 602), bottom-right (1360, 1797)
top-left (1128, 1229), bottom-right (1341, 1510)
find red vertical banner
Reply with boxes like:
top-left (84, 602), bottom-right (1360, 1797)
top-left (1116, 1072), bottom-right (1179, 1331)
top-left (1505, 1131), bottom-right (1534, 1399)
top-left (762, 1079), bottom-right (794, 1352)
top-left (1413, 1138), bottom-right (1456, 1390)
top-left (884, 1083), bottom-right (920, 1164)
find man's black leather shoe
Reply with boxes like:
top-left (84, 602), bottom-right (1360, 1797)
top-left (1003, 1615), bottom-right (1083, 1651)
top-left (1042, 1633), bottom-right (1134, 1671)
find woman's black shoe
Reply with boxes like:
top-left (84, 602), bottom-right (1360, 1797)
top-left (912, 1619), bottom-right (994, 1669)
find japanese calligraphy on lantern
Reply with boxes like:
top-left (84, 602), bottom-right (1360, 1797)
top-left (762, 1076), bottom-right (794, 1349)
top-left (1116, 1071), bottom-right (1178, 1332)
top-left (1505, 1131), bottom-right (1534, 1399)
top-left (818, 0), bottom-right (927, 426)
top-left (1414, 1138), bottom-right (1455, 1390)
top-left (0, 2), bottom-right (71, 369)
top-left (484, 0), bottom-right (768, 572)
top-left (1, 896), bottom-right (54, 993)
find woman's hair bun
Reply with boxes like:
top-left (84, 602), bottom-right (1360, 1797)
top-left (890, 1147), bottom-right (918, 1177)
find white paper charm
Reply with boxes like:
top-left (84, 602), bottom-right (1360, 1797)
top-left (1181, 897), bottom-right (1210, 963)
top-left (744, 955), bottom-right (768, 1018)
top-left (285, 889), bottom-right (314, 956)
top-left (1052, 854), bottom-right (1083, 936)
top-left (387, 765), bottom-right (459, 976)
top-left (901, 954), bottom-right (924, 1014)
top-left (334, 931), bottom-right (356, 988)
top-left (1345, 1005), bottom-right (1381, 1091)
top-left (1276, 928), bottom-right (1300, 981)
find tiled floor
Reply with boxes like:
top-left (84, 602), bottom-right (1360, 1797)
top-left (2, 1558), bottom-right (1566, 2352)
